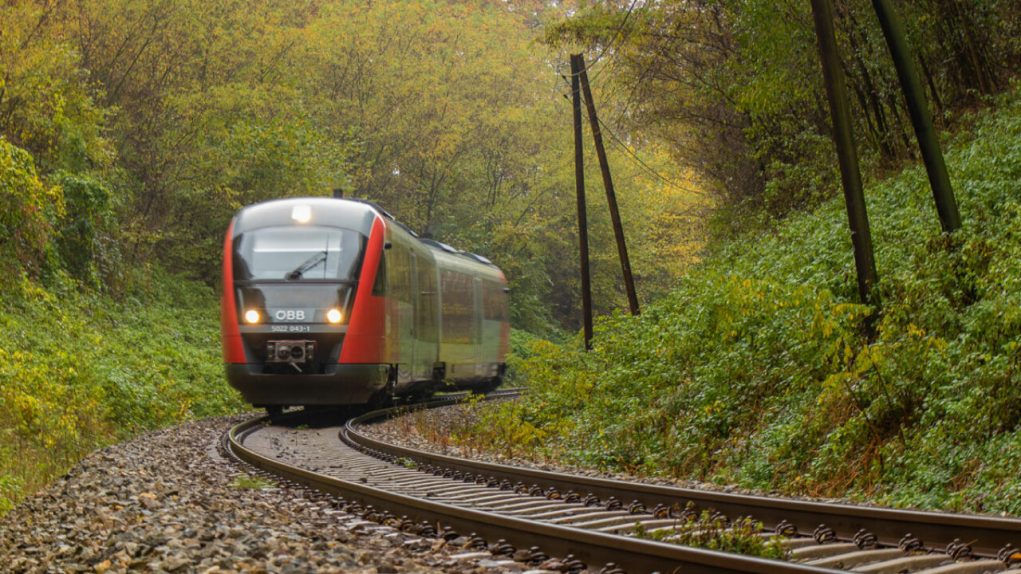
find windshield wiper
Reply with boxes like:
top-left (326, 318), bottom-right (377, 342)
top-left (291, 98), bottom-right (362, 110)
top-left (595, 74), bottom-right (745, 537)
top-left (285, 251), bottom-right (327, 280)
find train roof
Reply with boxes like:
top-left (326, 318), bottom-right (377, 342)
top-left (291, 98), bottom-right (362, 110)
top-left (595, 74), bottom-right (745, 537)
top-left (429, 244), bottom-right (505, 282)
top-left (408, 235), bottom-right (499, 271)
top-left (232, 197), bottom-right (379, 237)
top-left (232, 197), bottom-right (500, 270)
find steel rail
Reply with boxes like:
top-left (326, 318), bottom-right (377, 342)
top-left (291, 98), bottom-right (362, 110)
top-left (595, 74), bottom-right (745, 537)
top-left (226, 414), bottom-right (841, 574)
top-left (345, 400), bottom-right (1021, 559)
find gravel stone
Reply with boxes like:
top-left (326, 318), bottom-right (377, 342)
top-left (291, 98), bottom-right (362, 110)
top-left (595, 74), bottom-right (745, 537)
top-left (0, 415), bottom-right (544, 573)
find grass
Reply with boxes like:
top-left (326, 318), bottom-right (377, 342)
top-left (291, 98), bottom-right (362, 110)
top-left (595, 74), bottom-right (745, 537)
top-left (231, 473), bottom-right (274, 490)
top-left (633, 508), bottom-right (788, 559)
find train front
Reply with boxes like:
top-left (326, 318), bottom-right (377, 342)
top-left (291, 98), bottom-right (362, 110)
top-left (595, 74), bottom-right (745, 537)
top-left (220, 198), bottom-right (389, 407)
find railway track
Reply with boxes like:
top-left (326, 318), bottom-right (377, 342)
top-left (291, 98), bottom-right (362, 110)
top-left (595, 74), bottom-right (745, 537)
top-left (225, 394), bottom-right (1021, 574)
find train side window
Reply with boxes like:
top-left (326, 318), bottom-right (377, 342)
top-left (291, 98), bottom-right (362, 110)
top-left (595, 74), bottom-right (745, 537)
top-left (388, 244), bottom-right (412, 303)
top-left (483, 280), bottom-right (508, 321)
top-left (441, 270), bottom-right (474, 344)
top-left (416, 257), bottom-right (437, 343)
top-left (372, 253), bottom-right (387, 295)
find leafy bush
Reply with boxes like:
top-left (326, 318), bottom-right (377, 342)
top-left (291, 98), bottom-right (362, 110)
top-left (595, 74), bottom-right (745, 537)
top-left (51, 172), bottom-right (114, 286)
top-left (465, 84), bottom-right (1021, 513)
top-left (0, 140), bottom-right (63, 277)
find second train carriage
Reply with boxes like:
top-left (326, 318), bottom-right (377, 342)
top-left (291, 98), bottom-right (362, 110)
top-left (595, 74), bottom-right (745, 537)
top-left (221, 197), bottom-right (509, 409)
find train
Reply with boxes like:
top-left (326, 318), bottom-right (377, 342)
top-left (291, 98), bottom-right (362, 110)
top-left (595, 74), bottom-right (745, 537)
top-left (220, 197), bottom-right (509, 413)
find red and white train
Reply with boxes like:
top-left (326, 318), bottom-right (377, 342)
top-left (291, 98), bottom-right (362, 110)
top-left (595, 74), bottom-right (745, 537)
top-left (220, 197), bottom-right (509, 412)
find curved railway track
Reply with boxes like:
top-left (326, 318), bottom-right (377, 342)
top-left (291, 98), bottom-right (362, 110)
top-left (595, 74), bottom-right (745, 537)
top-left (225, 393), bottom-right (1021, 574)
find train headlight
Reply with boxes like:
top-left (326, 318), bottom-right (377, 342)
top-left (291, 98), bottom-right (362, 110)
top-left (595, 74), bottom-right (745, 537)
top-left (291, 204), bottom-right (312, 223)
top-left (243, 309), bottom-right (261, 324)
top-left (325, 308), bottom-right (343, 324)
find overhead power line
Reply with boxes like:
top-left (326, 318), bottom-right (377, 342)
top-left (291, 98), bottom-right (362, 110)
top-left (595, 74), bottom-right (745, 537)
top-left (555, 0), bottom-right (641, 89)
top-left (586, 0), bottom-right (641, 73)
top-left (556, 86), bottom-right (702, 195)
top-left (593, 115), bottom-right (705, 196)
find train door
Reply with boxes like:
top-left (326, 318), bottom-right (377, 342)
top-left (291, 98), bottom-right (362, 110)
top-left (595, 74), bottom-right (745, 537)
top-left (409, 253), bottom-right (421, 380)
top-left (411, 253), bottom-right (437, 381)
top-left (473, 277), bottom-right (483, 376)
top-left (389, 242), bottom-right (415, 386)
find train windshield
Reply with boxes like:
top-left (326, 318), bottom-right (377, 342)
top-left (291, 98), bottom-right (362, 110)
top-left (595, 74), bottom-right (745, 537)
top-left (233, 225), bottom-right (366, 282)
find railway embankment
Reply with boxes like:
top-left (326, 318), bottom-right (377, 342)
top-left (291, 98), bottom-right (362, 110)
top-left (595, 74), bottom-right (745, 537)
top-left (361, 402), bottom-right (862, 507)
top-left (0, 416), bottom-right (512, 573)
top-left (0, 275), bottom-right (244, 514)
top-left (427, 85), bottom-right (1021, 515)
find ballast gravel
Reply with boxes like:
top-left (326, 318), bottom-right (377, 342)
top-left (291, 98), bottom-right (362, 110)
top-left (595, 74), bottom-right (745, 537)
top-left (0, 416), bottom-right (544, 573)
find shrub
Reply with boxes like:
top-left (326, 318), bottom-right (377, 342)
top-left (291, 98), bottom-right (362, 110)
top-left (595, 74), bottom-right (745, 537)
top-left (0, 139), bottom-right (63, 277)
top-left (51, 172), bottom-right (114, 286)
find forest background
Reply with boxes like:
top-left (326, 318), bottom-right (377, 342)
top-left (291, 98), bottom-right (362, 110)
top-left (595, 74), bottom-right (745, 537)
top-left (1, 0), bottom-right (1020, 512)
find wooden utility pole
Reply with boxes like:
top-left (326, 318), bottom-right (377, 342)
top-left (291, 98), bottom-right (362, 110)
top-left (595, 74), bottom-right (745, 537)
top-left (810, 0), bottom-right (880, 307)
top-left (871, 0), bottom-right (961, 233)
top-left (575, 54), bottom-right (640, 316)
top-left (570, 54), bottom-right (594, 349)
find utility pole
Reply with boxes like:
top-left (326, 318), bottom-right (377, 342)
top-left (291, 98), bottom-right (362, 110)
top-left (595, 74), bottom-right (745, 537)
top-left (871, 0), bottom-right (961, 233)
top-left (810, 0), bottom-right (880, 308)
top-left (571, 54), bottom-right (594, 350)
top-left (575, 54), bottom-right (640, 316)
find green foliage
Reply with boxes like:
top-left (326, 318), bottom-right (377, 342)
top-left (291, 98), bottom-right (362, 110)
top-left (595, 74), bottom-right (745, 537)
top-left (231, 474), bottom-right (274, 490)
top-left (0, 476), bottom-right (20, 515)
top-left (505, 328), bottom-right (558, 386)
top-left (0, 1), bottom-right (113, 174)
top-left (0, 139), bottom-right (63, 277)
top-left (51, 172), bottom-right (114, 285)
top-left (465, 85), bottom-right (1021, 513)
top-left (634, 508), bottom-right (787, 560)
top-left (0, 273), bottom-right (244, 512)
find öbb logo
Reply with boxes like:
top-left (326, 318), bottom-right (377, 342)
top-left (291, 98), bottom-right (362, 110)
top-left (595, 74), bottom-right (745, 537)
top-left (274, 310), bottom-right (305, 321)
